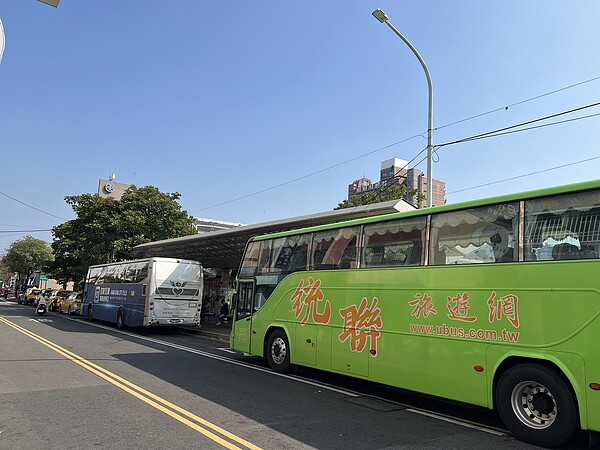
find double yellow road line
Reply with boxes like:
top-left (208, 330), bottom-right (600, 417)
top-left (0, 316), bottom-right (261, 450)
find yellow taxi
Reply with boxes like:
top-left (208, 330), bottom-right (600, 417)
top-left (59, 292), bottom-right (83, 315)
top-left (26, 288), bottom-right (43, 306)
top-left (48, 290), bottom-right (73, 312)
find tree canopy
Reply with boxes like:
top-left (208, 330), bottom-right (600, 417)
top-left (0, 259), bottom-right (11, 287)
top-left (3, 236), bottom-right (54, 288)
top-left (335, 184), bottom-right (423, 210)
top-left (50, 186), bottom-right (196, 283)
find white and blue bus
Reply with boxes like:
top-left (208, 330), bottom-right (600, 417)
top-left (82, 257), bottom-right (203, 329)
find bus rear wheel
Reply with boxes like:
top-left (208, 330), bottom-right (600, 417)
top-left (496, 363), bottom-right (578, 448)
top-left (116, 309), bottom-right (125, 330)
top-left (267, 330), bottom-right (290, 373)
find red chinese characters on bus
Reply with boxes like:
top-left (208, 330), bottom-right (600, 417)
top-left (338, 297), bottom-right (383, 356)
top-left (446, 292), bottom-right (477, 322)
top-left (487, 291), bottom-right (520, 328)
top-left (290, 277), bottom-right (331, 325)
top-left (409, 293), bottom-right (437, 319)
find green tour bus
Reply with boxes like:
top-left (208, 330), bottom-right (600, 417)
top-left (230, 179), bottom-right (600, 447)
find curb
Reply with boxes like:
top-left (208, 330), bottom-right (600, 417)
top-left (198, 330), bottom-right (230, 342)
top-left (176, 326), bottom-right (231, 343)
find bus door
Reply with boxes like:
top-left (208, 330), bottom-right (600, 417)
top-left (231, 281), bottom-right (254, 353)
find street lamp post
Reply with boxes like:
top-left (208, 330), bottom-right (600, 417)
top-left (372, 9), bottom-right (434, 208)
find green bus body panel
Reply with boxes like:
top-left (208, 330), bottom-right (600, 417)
top-left (233, 260), bottom-right (600, 431)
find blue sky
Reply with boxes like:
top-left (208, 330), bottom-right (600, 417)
top-left (1, 1), bottom-right (599, 254)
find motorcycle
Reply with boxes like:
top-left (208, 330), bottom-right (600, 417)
top-left (36, 303), bottom-right (47, 316)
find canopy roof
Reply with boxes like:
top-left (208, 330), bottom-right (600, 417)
top-left (131, 200), bottom-right (415, 269)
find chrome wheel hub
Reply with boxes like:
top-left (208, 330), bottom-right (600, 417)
top-left (511, 380), bottom-right (557, 429)
top-left (270, 337), bottom-right (287, 366)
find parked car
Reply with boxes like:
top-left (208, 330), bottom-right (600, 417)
top-left (48, 290), bottom-right (73, 312)
top-left (59, 292), bottom-right (83, 315)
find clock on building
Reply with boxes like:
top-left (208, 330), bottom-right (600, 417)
top-left (103, 182), bottom-right (115, 194)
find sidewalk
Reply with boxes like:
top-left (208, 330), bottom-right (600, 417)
top-left (190, 317), bottom-right (232, 342)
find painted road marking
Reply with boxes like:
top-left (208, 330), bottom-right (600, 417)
top-left (70, 317), bottom-right (360, 396)
top-left (217, 347), bottom-right (236, 354)
top-left (407, 409), bottom-right (506, 435)
top-left (57, 315), bottom-right (507, 437)
top-left (0, 316), bottom-right (261, 450)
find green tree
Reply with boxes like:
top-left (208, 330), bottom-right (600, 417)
top-left (3, 236), bottom-right (54, 289)
top-left (0, 257), bottom-right (13, 288)
top-left (51, 186), bottom-right (196, 283)
top-left (335, 184), bottom-right (423, 210)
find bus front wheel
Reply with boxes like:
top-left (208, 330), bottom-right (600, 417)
top-left (496, 363), bottom-right (579, 448)
top-left (267, 329), bottom-right (290, 373)
top-left (116, 309), bottom-right (125, 330)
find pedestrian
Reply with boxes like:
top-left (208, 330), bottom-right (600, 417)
top-left (216, 300), bottom-right (229, 326)
top-left (200, 296), bottom-right (209, 322)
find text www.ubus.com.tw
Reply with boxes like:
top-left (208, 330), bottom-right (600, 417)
top-left (409, 323), bottom-right (520, 343)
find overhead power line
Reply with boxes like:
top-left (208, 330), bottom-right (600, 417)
top-left (447, 155), bottom-right (600, 195)
top-left (283, 103), bottom-right (600, 206)
top-left (436, 102), bottom-right (600, 148)
top-left (191, 134), bottom-right (425, 212)
top-left (193, 76), bottom-right (600, 211)
top-left (0, 190), bottom-right (68, 221)
top-left (198, 100), bottom-right (600, 211)
top-left (436, 75), bottom-right (600, 130)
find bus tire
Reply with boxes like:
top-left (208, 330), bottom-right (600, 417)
top-left (116, 309), bottom-right (125, 330)
top-left (266, 329), bottom-right (291, 373)
top-left (87, 305), bottom-right (93, 321)
top-left (496, 363), bottom-right (579, 448)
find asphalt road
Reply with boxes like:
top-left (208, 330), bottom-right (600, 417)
top-left (0, 301), bottom-right (594, 450)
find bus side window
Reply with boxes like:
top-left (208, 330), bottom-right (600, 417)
top-left (430, 202), bottom-right (519, 265)
top-left (403, 240), bottom-right (423, 265)
top-left (362, 217), bottom-right (427, 268)
top-left (122, 265), bottom-right (134, 283)
top-left (282, 234), bottom-right (310, 273)
top-left (287, 242), bottom-right (309, 273)
top-left (258, 241), bottom-right (272, 274)
top-left (311, 227), bottom-right (359, 270)
top-left (135, 262), bottom-right (149, 283)
top-left (524, 189), bottom-right (600, 262)
top-left (239, 241), bottom-right (261, 278)
top-left (268, 235), bottom-right (310, 275)
top-left (339, 235), bottom-right (357, 268)
top-left (236, 283), bottom-right (253, 320)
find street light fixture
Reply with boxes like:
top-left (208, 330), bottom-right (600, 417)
top-left (37, 0), bottom-right (60, 7)
top-left (1, 1), bottom-right (60, 64)
top-left (372, 9), bottom-right (435, 208)
top-left (0, 18), bottom-right (5, 63)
